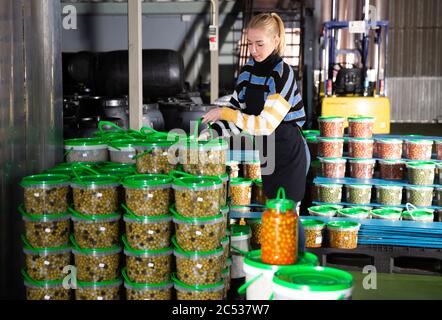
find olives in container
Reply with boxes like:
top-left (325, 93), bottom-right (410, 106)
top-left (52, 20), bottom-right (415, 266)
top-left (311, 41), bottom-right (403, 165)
top-left (21, 174), bottom-right (70, 215)
top-left (172, 207), bottom-right (224, 252)
top-left (436, 140), bottom-right (442, 160)
top-left (227, 161), bottom-right (240, 179)
top-left (402, 209), bottom-right (434, 222)
top-left (71, 175), bottom-right (120, 215)
top-left (221, 236), bottom-right (230, 267)
top-left (379, 160), bottom-right (406, 180)
top-left (405, 186), bottom-right (434, 207)
top-left (376, 139), bottom-right (403, 160)
top-left (20, 206), bottom-right (70, 248)
top-left (318, 137), bottom-right (344, 158)
top-left (173, 274), bottom-right (224, 300)
top-left (320, 158), bottom-right (346, 179)
top-left (327, 221), bottom-right (361, 249)
top-left (71, 209), bottom-right (121, 249)
top-left (76, 278), bottom-right (122, 300)
top-left (220, 206), bottom-right (229, 238)
top-left (405, 139), bottom-right (434, 161)
top-left (108, 139), bottom-right (139, 164)
top-left (123, 236), bottom-right (173, 284)
top-left (253, 179), bottom-right (268, 205)
top-left (135, 139), bottom-right (178, 175)
top-left (123, 174), bottom-right (173, 217)
top-left (230, 178), bottom-right (253, 206)
top-left (406, 162), bottom-right (436, 186)
top-left (345, 184), bottom-right (372, 205)
top-left (22, 269), bottom-right (71, 301)
top-left (65, 138), bottom-right (109, 163)
top-left (371, 209), bottom-right (402, 221)
top-left (124, 211), bottom-right (172, 251)
top-left (349, 159), bottom-right (376, 179)
top-left (316, 184), bottom-right (343, 204)
top-left (174, 241), bottom-right (224, 286)
top-left (173, 176), bottom-right (223, 218)
top-left (437, 187), bottom-right (442, 207)
top-left (375, 185), bottom-right (403, 206)
top-left (337, 207), bottom-right (371, 219)
top-left (348, 116), bottom-right (375, 138)
top-left (218, 173), bottom-right (229, 207)
top-left (301, 219), bottom-right (325, 248)
top-left (318, 116), bottom-right (345, 138)
top-left (244, 160), bottom-right (262, 180)
top-left (180, 139), bottom-right (228, 177)
top-left (123, 268), bottom-right (173, 300)
top-left (348, 138), bottom-right (374, 159)
top-left (23, 237), bottom-right (72, 281)
top-left (72, 235), bottom-right (121, 282)
top-left (308, 205), bottom-right (342, 218)
top-left (247, 219), bottom-right (262, 247)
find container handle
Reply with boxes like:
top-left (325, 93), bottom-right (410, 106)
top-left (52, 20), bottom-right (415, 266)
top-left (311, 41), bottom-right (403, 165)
top-left (237, 273), bottom-right (263, 295)
top-left (69, 234), bottom-right (81, 251)
top-left (231, 245), bottom-right (248, 256)
top-left (98, 121), bottom-right (125, 134)
top-left (21, 268), bottom-right (39, 286)
top-left (132, 148), bottom-right (153, 160)
top-left (269, 293), bottom-right (275, 300)
top-left (171, 236), bottom-right (179, 249)
top-left (276, 187), bottom-right (286, 201)
top-left (71, 163), bottom-right (100, 181)
top-left (121, 235), bottom-right (131, 249)
top-left (405, 203), bottom-right (418, 221)
top-left (18, 205), bottom-right (27, 217)
top-left (21, 234), bottom-right (33, 249)
top-left (169, 170), bottom-right (194, 179)
top-left (121, 203), bottom-right (137, 218)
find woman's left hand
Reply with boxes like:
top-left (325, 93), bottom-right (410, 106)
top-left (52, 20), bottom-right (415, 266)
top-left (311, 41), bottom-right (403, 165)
top-left (202, 108), bottom-right (222, 124)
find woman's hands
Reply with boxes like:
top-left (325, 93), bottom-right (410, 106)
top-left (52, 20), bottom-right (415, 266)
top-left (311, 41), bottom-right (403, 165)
top-left (202, 107), bottom-right (222, 124)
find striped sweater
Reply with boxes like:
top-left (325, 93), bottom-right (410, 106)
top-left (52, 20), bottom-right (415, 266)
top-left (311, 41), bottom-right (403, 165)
top-left (214, 55), bottom-right (305, 137)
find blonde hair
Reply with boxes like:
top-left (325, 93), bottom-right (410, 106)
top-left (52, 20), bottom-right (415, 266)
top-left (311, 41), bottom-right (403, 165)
top-left (248, 13), bottom-right (286, 56)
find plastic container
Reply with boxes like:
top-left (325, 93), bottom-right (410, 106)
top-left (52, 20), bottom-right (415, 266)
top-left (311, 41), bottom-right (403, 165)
top-left (20, 206), bottom-right (70, 248)
top-left (371, 209), bottom-right (402, 221)
top-left (123, 268), bottom-right (173, 300)
top-left (219, 173), bottom-right (229, 207)
top-left (220, 206), bottom-right (229, 238)
top-left (229, 178), bottom-right (253, 206)
top-left (134, 139), bottom-right (178, 175)
top-left (346, 184), bottom-right (372, 205)
top-left (437, 187), bottom-right (442, 207)
top-left (316, 184), bottom-right (343, 204)
top-left (123, 236), bottom-right (173, 284)
top-left (438, 163), bottom-right (442, 185)
top-left (221, 266), bottom-right (231, 299)
top-left (379, 160), bottom-right (406, 180)
top-left (71, 236), bottom-right (121, 282)
top-left (308, 205), bottom-right (342, 218)
top-left (272, 266), bottom-right (353, 300)
top-left (20, 174), bottom-right (70, 215)
top-left (327, 221), bottom-right (361, 249)
top-left (318, 116), bottom-right (345, 138)
top-left (306, 136), bottom-right (319, 160)
top-left (406, 162), bottom-right (436, 186)
top-left (22, 237), bottom-right (71, 281)
top-left (227, 161), bottom-right (240, 179)
top-left (22, 269), bottom-right (71, 301)
top-left (376, 139), bottom-right (403, 160)
top-left (172, 206), bottom-right (224, 252)
top-left (349, 159), bottom-right (376, 179)
top-left (221, 236), bottom-right (230, 267)
top-left (173, 274), bottom-right (224, 300)
top-left (406, 186), bottom-right (434, 207)
top-left (261, 188), bottom-right (297, 265)
top-left (123, 210), bottom-right (172, 251)
top-left (320, 158), bottom-right (346, 179)
top-left (230, 225), bottom-right (252, 279)
top-left (375, 185), bottom-right (403, 206)
top-left (239, 250), bottom-right (319, 300)
top-left (402, 205), bottom-right (434, 222)
top-left (252, 179), bottom-right (267, 205)
top-left (71, 209), bottom-right (121, 249)
top-left (108, 139), bottom-right (139, 164)
top-left (65, 138), bottom-right (109, 163)
top-left (318, 137), bottom-right (344, 158)
top-left (244, 160), bottom-right (261, 180)
top-left (337, 207), bottom-right (371, 219)
top-left (71, 175), bottom-right (120, 215)
top-left (123, 174), bottom-right (173, 216)
top-left (76, 278), bottom-right (122, 300)
top-left (247, 219), bottom-right (262, 247)
top-left (348, 116), bottom-right (375, 138)
top-left (405, 139), bottom-right (434, 161)
top-left (348, 138), bottom-right (374, 159)
top-left (436, 140), bottom-right (442, 160)
top-left (301, 219), bottom-right (326, 248)
top-left (173, 176), bottom-right (223, 218)
top-left (173, 240), bottom-right (224, 286)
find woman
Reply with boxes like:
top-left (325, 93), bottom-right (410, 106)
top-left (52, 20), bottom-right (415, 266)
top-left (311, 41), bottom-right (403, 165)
top-left (203, 13), bottom-right (310, 252)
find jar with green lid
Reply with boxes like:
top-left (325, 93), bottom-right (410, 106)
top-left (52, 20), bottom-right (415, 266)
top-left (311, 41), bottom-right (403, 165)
top-left (19, 205), bottom-right (70, 248)
top-left (371, 209), bottom-right (402, 221)
top-left (318, 137), bottom-right (344, 158)
top-left (71, 175), bottom-right (120, 215)
top-left (173, 238), bottom-right (224, 286)
top-left (379, 160), bottom-right (406, 180)
top-left (65, 138), bottom-right (109, 163)
top-left (375, 185), bottom-right (403, 206)
top-left (272, 266), bottom-right (353, 300)
top-left (22, 236), bottom-right (72, 281)
top-left (123, 268), bottom-right (173, 300)
top-left (327, 221), bottom-right (361, 249)
top-left (318, 116), bottom-right (345, 138)
top-left (320, 158), bottom-right (346, 179)
top-left (337, 207), bottom-right (371, 219)
top-left (303, 130), bottom-right (321, 137)
top-left (97, 166), bottom-right (137, 180)
top-left (229, 178), bottom-right (253, 206)
top-left (172, 274), bottom-right (224, 300)
top-left (173, 176), bottom-right (223, 217)
top-left (22, 269), bottom-right (71, 301)
top-left (123, 174), bottom-right (173, 217)
top-left (316, 184), bottom-right (343, 204)
top-left (349, 159), bottom-right (376, 179)
top-left (348, 138), bottom-right (374, 159)
top-left (134, 138), bottom-right (178, 175)
top-left (107, 139), bottom-right (141, 164)
top-left (70, 208), bottom-right (121, 249)
top-left (20, 174), bottom-right (70, 215)
top-left (405, 139), bottom-right (434, 161)
top-left (244, 160), bottom-right (261, 180)
top-left (346, 184), bottom-right (372, 205)
top-left (71, 235), bottom-right (121, 282)
top-left (376, 139), bottom-right (403, 160)
top-left (348, 116), bottom-right (375, 138)
top-left (123, 236), bottom-right (173, 284)
top-left (246, 218), bottom-right (262, 248)
top-left (220, 206), bottom-right (229, 238)
top-left (218, 173), bottom-right (229, 207)
top-left (252, 179), bottom-right (267, 205)
top-left (172, 206), bottom-right (224, 252)
top-left (402, 206), bottom-right (434, 222)
top-left (221, 236), bottom-right (230, 267)
top-left (230, 225), bottom-right (252, 279)
top-left (406, 162), bottom-right (436, 186)
top-left (406, 186), bottom-right (434, 207)
top-left (308, 205), bottom-right (342, 218)
top-left (76, 278), bottom-right (122, 301)
top-left (301, 219), bottom-right (325, 248)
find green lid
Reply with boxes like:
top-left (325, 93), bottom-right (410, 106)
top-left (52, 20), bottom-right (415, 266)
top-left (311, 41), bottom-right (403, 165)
top-left (318, 116), bottom-right (345, 122)
top-left (301, 219), bottom-right (326, 229)
top-left (318, 137), bottom-right (344, 142)
top-left (22, 235), bottom-right (71, 254)
top-left (135, 137), bottom-right (178, 148)
top-left (179, 138), bottom-right (228, 150)
top-left (266, 188), bottom-right (295, 211)
top-left (371, 209), bottom-right (402, 218)
top-left (254, 179), bottom-right (263, 186)
top-left (172, 273), bottom-right (224, 291)
top-left (20, 174), bottom-right (70, 187)
top-left (77, 278), bottom-right (123, 289)
top-left (21, 268), bottom-right (64, 288)
top-left (402, 210), bottom-right (434, 220)
top-left (316, 183), bottom-right (343, 188)
top-left (338, 207), bottom-right (371, 217)
top-left (98, 167), bottom-right (136, 178)
top-left (273, 266), bottom-right (353, 292)
top-left (376, 138), bottom-right (403, 144)
top-left (348, 116), bottom-right (375, 122)
top-left (173, 236), bottom-right (223, 257)
top-left (122, 235), bottom-right (173, 257)
top-left (347, 184), bottom-right (373, 189)
top-left (65, 138), bottom-right (106, 147)
top-left (379, 159), bottom-right (405, 164)
top-left (406, 161), bottom-right (436, 169)
top-left (320, 157), bottom-right (346, 163)
top-left (122, 268), bottom-right (173, 290)
top-left (244, 250), bottom-right (319, 271)
top-left (230, 225), bottom-right (251, 237)
top-left (172, 206), bottom-right (223, 223)
top-left (100, 163), bottom-right (136, 170)
top-left (108, 139), bottom-right (141, 149)
top-left (21, 209), bottom-right (70, 222)
top-left (326, 221), bottom-right (361, 230)
top-left (230, 177), bottom-right (253, 186)
top-left (173, 176), bottom-right (223, 189)
top-left (406, 185), bottom-right (434, 191)
top-left (123, 174), bottom-right (173, 189)
top-left (70, 235), bottom-right (121, 255)
top-left (303, 130), bottom-right (321, 136)
top-left (405, 139), bottom-right (434, 145)
top-left (308, 205), bottom-right (341, 216)
top-left (69, 208), bottom-right (120, 222)
top-left (306, 136), bottom-right (318, 142)
top-left (348, 138), bottom-right (374, 143)
top-left (219, 173), bottom-right (229, 182)
top-left (349, 158), bottom-right (376, 164)
top-left (71, 175), bottom-right (120, 187)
